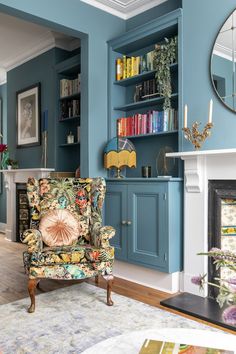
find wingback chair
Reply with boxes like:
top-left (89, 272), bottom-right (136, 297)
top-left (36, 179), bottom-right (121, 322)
top-left (21, 177), bottom-right (115, 313)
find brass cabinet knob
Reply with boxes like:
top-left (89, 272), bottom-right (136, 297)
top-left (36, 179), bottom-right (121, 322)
top-left (127, 221), bottom-right (132, 225)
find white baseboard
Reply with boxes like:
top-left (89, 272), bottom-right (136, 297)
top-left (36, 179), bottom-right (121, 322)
top-left (114, 260), bottom-right (181, 294)
top-left (0, 222), bottom-right (6, 234)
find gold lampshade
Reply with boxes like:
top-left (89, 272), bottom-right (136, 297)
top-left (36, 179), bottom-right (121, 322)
top-left (104, 137), bottom-right (136, 177)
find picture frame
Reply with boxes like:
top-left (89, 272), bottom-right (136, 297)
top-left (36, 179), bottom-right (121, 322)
top-left (16, 83), bottom-right (41, 148)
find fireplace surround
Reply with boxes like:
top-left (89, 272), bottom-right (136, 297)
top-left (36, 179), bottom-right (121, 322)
top-left (0, 168), bottom-right (54, 241)
top-left (165, 148), bottom-right (236, 297)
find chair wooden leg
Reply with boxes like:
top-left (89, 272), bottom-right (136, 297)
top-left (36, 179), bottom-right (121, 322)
top-left (103, 275), bottom-right (114, 306)
top-left (28, 279), bottom-right (38, 313)
top-left (95, 275), bottom-right (99, 284)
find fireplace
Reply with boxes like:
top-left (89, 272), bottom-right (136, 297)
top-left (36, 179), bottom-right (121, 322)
top-left (160, 149), bottom-right (236, 330)
top-left (16, 184), bottom-right (30, 242)
top-left (0, 168), bottom-right (54, 241)
top-left (208, 180), bottom-right (236, 298)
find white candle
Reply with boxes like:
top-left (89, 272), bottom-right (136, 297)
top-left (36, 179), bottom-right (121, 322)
top-left (208, 99), bottom-right (213, 123)
top-left (184, 104), bottom-right (188, 128)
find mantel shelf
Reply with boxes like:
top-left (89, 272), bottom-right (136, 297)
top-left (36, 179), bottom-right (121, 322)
top-left (114, 93), bottom-right (178, 111)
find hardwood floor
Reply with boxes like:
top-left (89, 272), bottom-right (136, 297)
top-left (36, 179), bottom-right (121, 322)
top-left (0, 234), bottom-right (235, 334)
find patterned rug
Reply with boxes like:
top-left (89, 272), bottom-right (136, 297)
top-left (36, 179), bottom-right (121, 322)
top-left (0, 283), bottom-right (222, 354)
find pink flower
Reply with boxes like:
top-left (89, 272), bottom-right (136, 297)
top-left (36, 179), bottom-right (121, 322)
top-left (222, 305), bottom-right (236, 325)
top-left (191, 274), bottom-right (206, 290)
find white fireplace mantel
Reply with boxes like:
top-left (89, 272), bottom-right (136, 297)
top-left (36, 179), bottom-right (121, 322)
top-left (0, 168), bottom-right (54, 241)
top-left (166, 148), bottom-right (236, 296)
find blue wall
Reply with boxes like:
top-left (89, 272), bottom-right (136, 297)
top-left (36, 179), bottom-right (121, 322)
top-left (182, 0), bottom-right (236, 151)
top-left (0, 0), bottom-right (125, 177)
top-left (0, 83), bottom-right (7, 223)
top-left (7, 49), bottom-right (56, 168)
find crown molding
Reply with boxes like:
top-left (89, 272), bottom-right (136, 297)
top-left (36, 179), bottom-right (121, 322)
top-left (80, 0), bottom-right (167, 19)
top-left (125, 0), bottom-right (167, 19)
top-left (81, 0), bottom-right (127, 18)
top-left (3, 32), bottom-right (80, 73)
top-left (213, 43), bottom-right (236, 62)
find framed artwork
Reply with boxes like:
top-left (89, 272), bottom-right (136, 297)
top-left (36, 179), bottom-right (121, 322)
top-left (16, 83), bottom-right (41, 148)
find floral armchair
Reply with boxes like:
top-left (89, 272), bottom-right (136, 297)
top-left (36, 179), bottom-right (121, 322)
top-left (21, 177), bottom-right (115, 313)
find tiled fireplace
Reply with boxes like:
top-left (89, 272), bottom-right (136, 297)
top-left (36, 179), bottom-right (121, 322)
top-left (208, 180), bottom-right (236, 298)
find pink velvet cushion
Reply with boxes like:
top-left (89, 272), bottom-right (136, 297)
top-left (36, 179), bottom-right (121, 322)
top-left (39, 209), bottom-right (79, 247)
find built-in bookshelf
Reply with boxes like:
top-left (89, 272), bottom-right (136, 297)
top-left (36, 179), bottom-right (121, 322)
top-left (55, 53), bottom-right (81, 172)
top-left (108, 10), bottom-right (182, 178)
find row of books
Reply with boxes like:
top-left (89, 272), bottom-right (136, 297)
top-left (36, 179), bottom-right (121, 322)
top-left (60, 73), bottom-right (81, 98)
top-left (117, 109), bottom-right (178, 137)
top-left (60, 99), bottom-right (80, 119)
top-left (116, 51), bottom-right (155, 80)
top-left (134, 79), bottom-right (157, 102)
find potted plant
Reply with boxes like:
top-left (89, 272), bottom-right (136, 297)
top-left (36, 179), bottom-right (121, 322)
top-left (153, 36), bottom-right (178, 110)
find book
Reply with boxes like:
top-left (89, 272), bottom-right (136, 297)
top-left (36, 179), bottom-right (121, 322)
top-left (139, 339), bottom-right (233, 354)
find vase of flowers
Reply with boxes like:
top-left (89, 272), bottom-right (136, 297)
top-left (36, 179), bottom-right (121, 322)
top-left (192, 248), bottom-right (236, 326)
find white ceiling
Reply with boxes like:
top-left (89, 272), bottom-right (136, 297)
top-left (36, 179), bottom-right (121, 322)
top-left (80, 0), bottom-right (167, 19)
top-left (0, 12), bottom-right (80, 84)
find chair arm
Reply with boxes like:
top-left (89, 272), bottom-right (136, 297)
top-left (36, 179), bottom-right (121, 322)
top-left (92, 225), bottom-right (115, 248)
top-left (20, 229), bottom-right (43, 253)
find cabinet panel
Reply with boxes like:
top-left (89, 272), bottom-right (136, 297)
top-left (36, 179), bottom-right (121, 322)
top-left (127, 183), bottom-right (167, 269)
top-left (105, 184), bottom-right (127, 260)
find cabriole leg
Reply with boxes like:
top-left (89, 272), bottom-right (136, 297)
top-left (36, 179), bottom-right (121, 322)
top-left (28, 278), bottom-right (38, 313)
top-left (102, 275), bottom-right (114, 306)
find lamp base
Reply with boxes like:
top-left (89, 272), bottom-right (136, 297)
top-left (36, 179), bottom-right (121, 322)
top-left (115, 168), bottom-right (124, 179)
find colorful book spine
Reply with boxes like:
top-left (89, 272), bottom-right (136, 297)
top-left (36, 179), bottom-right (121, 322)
top-left (116, 110), bottom-right (178, 137)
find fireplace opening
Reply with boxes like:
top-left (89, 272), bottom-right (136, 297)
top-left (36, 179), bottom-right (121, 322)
top-left (208, 180), bottom-right (236, 298)
top-left (16, 184), bottom-right (30, 242)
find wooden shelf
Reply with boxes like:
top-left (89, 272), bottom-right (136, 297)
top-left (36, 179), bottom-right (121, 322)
top-left (114, 93), bottom-right (178, 111)
top-left (59, 116), bottom-right (80, 122)
top-left (59, 142), bottom-right (80, 147)
top-left (114, 63), bottom-right (178, 87)
top-left (59, 92), bottom-right (80, 101)
top-left (123, 130), bottom-right (178, 139)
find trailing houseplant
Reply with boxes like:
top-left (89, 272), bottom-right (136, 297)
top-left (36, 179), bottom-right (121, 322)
top-left (192, 248), bottom-right (236, 325)
top-left (153, 36), bottom-right (178, 110)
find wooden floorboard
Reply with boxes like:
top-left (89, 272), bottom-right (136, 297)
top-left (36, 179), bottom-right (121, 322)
top-left (0, 233), bottom-right (235, 334)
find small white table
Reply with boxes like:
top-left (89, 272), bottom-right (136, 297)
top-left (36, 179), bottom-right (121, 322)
top-left (82, 328), bottom-right (236, 354)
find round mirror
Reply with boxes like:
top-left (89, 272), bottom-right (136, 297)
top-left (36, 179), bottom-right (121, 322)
top-left (211, 9), bottom-right (236, 112)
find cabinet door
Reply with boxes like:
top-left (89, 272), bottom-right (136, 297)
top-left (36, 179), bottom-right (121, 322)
top-left (127, 183), bottom-right (168, 270)
top-left (105, 183), bottom-right (128, 260)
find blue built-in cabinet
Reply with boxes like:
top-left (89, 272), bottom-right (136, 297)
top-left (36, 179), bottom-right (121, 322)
top-left (105, 10), bottom-right (183, 273)
top-left (105, 179), bottom-right (183, 273)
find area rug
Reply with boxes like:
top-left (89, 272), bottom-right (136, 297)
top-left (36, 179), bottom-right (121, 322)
top-left (0, 283), bottom-right (222, 354)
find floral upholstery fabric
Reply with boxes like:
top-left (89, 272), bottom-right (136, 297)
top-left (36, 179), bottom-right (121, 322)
top-left (22, 177), bottom-right (115, 280)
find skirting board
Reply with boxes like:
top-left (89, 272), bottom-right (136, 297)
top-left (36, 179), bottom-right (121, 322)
top-left (113, 260), bottom-right (180, 293)
top-left (0, 222), bottom-right (6, 234)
